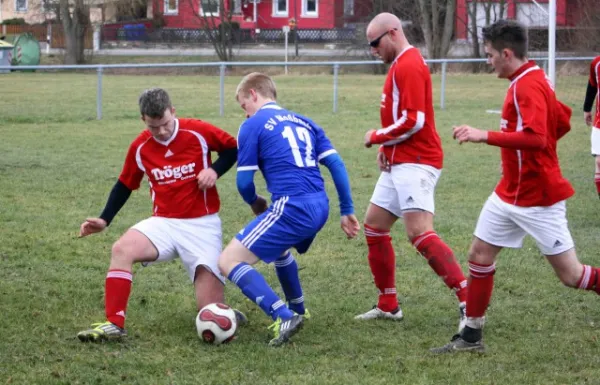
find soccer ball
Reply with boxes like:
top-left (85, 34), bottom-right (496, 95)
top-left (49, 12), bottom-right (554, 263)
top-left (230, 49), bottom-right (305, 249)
top-left (195, 303), bottom-right (237, 345)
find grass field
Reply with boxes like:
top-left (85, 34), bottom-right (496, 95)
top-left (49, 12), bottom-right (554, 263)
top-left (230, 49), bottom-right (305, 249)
top-left (1, 71), bottom-right (599, 385)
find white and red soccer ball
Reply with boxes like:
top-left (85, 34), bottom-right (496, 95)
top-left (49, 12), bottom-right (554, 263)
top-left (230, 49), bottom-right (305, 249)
top-left (195, 303), bottom-right (237, 345)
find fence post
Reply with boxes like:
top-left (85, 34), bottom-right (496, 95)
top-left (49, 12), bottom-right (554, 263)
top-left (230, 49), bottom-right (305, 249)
top-left (543, 60), bottom-right (548, 74)
top-left (2, 25), bottom-right (6, 36)
top-left (219, 63), bottom-right (226, 117)
top-left (333, 63), bottom-right (340, 114)
top-left (440, 60), bottom-right (447, 110)
top-left (96, 67), bottom-right (103, 120)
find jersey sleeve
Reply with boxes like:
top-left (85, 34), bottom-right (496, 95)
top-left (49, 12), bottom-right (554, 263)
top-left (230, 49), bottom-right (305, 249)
top-left (118, 140), bottom-right (145, 191)
top-left (590, 58), bottom-right (599, 87)
top-left (515, 83), bottom-right (548, 137)
top-left (236, 120), bottom-right (260, 172)
top-left (189, 120), bottom-right (237, 152)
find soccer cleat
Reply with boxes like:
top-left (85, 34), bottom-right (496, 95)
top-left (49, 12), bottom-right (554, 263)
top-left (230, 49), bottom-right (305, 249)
top-left (354, 305), bottom-right (404, 321)
top-left (430, 334), bottom-right (486, 354)
top-left (267, 314), bottom-right (304, 347)
top-left (458, 302), bottom-right (467, 333)
top-left (233, 309), bottom-right (249, 326)
top-left (293, 309), bottom-right (311, 320)
top-left (77, 321), bottom-right (127, 342)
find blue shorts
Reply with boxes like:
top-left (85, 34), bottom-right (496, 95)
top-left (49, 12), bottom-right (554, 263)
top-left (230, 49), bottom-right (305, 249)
top-left (235, 192), bottom-right (329, 263)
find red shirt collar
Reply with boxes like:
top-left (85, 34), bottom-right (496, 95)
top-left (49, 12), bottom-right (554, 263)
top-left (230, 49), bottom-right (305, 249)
top-left (508, 60), bottom-right (537, 81)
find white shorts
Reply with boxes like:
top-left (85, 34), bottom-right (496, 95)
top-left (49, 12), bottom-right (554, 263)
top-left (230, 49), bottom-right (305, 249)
top-left (591, 127), bottom-right (600, 156)
top-left (370, 163), bottom-right (441, 217)
top-left (474, 193), bottom-right (574, 255)
top-left (132, 214), bottom-right (224, 283)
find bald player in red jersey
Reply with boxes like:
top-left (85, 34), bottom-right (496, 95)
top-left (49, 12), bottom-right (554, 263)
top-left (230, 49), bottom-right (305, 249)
top-left (432, 20), bottom-right (600, 354)
top-left (357, 12), bottom-right (468, 332)
top-left (584, 56), bottom-right (600, 197)
top-left (76, 88), bottom-right (245, 342)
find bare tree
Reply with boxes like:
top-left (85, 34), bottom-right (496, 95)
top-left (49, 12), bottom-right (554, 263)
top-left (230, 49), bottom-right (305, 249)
top-left (418, 0), bottom-right (455, 64)
top-left (59, 0), bottom-right (91, 64)
top-left (188, 0), bottom-right (240, 62)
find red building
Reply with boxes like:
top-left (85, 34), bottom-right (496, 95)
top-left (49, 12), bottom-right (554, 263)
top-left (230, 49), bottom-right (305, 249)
top-left (455, 0), bottom-right (586, 40)
top-left (150, 0), bottom-right (372, 30)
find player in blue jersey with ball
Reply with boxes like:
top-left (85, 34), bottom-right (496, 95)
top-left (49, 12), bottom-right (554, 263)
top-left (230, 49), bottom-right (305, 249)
top-left (218, 72), bottom-right (360, 346)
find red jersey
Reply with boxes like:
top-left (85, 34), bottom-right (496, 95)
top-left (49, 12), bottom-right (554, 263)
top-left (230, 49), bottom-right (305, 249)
top-left (369, 46), bottom-right (443, 169)
top-left (589, 56), bottom-right (600, 128)
top-left (494, 61), bottom-right (574, 207)
top-left (118, 118), bottom-right (237, 218)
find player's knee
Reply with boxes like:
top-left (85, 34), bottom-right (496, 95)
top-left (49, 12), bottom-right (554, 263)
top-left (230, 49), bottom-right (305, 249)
top-left (110, 240), bottom-right (137, 264)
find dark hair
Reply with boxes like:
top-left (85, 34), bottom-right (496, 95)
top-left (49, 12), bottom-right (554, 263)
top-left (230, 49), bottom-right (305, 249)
top-left (482, 19), bottom-right (528, 59)
top-left (139, 88), bottom-right (172, 118)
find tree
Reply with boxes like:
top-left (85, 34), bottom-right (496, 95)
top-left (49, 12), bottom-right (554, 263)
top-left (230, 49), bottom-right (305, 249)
top-left (59, 0), bottom-right (91, 64)
top-left (418, 0), bottom-right (455, 64)
top-left (188, 0), bottom-right (241, 62)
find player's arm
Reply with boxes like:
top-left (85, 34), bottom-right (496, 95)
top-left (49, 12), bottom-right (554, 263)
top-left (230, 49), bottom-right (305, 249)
top-left (235, 121), bottom-right (267, 215)
top-left (366, 66), bottom-right (427, 146)
top-left (194, 121), bottom-right (239, 189)
top-left (79, 143), bottom-right (143, 237)
top-left (584, 82), bottom-right (597, 127)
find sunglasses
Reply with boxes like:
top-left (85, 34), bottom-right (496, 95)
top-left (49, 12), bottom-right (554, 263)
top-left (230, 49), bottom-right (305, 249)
top-left (369, 28), bottom-right (398, 48)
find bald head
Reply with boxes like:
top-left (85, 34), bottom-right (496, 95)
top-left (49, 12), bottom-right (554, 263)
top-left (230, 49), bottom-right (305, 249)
top-left (367, 13), bottom-right (404, 38)
top-left (366, 13), bottom-right (409, 63)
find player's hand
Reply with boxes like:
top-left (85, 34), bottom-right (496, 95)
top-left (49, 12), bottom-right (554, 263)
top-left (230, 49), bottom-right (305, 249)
top-left (453, 125), bottom-right (488, 144)
top-left (79, 217), bottom-right (107, 238)
top-left (251, 195), bottom-right (268, 216)
top-left (377, 151), bottom-right (390, 172)
top-left (364, 129), bottom-right (376, 148)
top-left (340, 214), bottom-right (361, 239)
top-left (585, 112), bottom-right (593, 126)
top-left (196, 168), bottom-right (218, 190)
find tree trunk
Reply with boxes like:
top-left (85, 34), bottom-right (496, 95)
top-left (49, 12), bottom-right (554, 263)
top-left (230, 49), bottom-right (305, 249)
top-left (60, 0), bottom-right (89, 64)
top-left (418, 0), bottom-right (454, 72)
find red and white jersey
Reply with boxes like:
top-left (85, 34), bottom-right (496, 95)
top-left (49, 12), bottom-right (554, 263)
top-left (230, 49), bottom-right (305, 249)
top-left (370, 46), bottom-right (443, 169)
top-left (589, 56), bottom-right (600, 128)
top-left (495, 61), bottom-right (574, 207)
top-left (119, 118), bottom-right (237, 218)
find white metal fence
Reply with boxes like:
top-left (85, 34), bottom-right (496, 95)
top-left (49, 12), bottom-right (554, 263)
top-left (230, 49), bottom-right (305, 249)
top-left (0, 57), bottom-right (594, 120)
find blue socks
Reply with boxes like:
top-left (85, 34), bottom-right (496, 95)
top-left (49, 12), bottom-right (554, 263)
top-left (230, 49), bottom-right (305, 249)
top-left (275, 252), bottom-right (305, 315)
top-left (228, 262), bottom-right (294, 321)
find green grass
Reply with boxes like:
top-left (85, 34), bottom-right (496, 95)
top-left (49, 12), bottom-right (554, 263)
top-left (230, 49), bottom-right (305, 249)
top-left (1, 72), bottom-right (599, 385)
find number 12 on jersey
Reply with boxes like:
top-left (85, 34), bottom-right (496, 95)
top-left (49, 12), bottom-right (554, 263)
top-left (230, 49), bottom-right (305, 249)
top-left (282, 125), bottom-right (316, 168)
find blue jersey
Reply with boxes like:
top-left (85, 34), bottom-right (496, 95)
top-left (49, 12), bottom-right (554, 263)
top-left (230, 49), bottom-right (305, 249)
top-left (237, 103), bottom-right (337, 200)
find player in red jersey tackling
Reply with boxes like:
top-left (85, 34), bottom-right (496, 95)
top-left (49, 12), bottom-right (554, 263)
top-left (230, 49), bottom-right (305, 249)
top-left (357, 12), bottom-right (468, 331)
top-left (584, 55), bottom-right (600, 198)
top-left (432, 20), bottom-right (600, 354)
top-left (76, 88), bottom-right (245, 342)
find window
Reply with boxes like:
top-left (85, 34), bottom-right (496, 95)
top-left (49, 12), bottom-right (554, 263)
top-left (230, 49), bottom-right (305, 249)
top-left (517, 3), bottom-right (549, 28)
top-left (466, 1), bottom-right (508, 41)
top-left (164, 0), bottom-right (178, 15)
top-left (344, 0), bottom-right (353, 16)
top-left (273, 0), bottom-right (287, 17)
top-left (233, 0), bottom-right (242, 15)
top-left (302, 0), bottom-right (317, 16)
top-left (201, 0), bottom-right (219, 16)
top-left (15, 0), bottom-right (28, 12)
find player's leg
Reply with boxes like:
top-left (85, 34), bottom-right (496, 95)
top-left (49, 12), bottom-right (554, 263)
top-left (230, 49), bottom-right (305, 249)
top-left (78, 219), bottom-right (166, 342)
top-left (275, 249), bottom-right (307, 317)
top-left (356, 171), bottom-right (402, 320)
top-left (595, 155), bottom-right (600, 199)
top-left (431, 193), bottom-right (524, 353)
top-left (393, 164), bottom-right (468, 317)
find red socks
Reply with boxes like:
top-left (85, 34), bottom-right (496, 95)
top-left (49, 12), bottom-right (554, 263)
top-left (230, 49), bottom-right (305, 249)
top-left (105, 269), bottom-right (133, 329)
top-left (411, 231), bottom-right (468, 303)
top-left (577, 265), bottom-right (600, 294)
top-left (595, 173), bottom-right (600, 197)
top-left (364, 224), bottom-right (398, 312)
top-left (465, 262), bottom-right (495, 318)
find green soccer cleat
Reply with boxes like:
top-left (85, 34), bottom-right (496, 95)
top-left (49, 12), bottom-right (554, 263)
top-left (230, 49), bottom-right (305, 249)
top-left (267, 314), bottom-right (304, 347)
top-left (77, 321), bottom-right (127, 343)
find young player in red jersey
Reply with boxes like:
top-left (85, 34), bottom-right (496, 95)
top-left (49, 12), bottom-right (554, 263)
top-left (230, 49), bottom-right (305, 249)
top-left (584, 56), bottom-right (600, 197)
top-left (357, 12), bottom-right (468, 331)
top-left (76, 88), bottom-right (245, 342)
top-left (432, 20), bottom-right (600, 354)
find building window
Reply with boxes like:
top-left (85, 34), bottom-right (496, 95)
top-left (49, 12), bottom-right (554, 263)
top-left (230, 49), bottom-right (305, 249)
top-left (164, 0), bottom-right (178, 15)
top-left (302, 0), bottom-right (317, 16)
top-left (273, 0), bottom-right (288, 17)
top-left (201, 0), bottom-right (219, 16)
top-left (516, 3), bottom-right (549, 28)
top-left (15, 0), bottom-right (28, 12)
top-left (233, 0), bottom-right (242, 15)
top-left (344, 0), bottom-right (353, 16)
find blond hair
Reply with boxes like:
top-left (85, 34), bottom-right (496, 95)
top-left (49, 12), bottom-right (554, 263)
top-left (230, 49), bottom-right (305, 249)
top-left (236, 72), bottom-right (277, 100)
